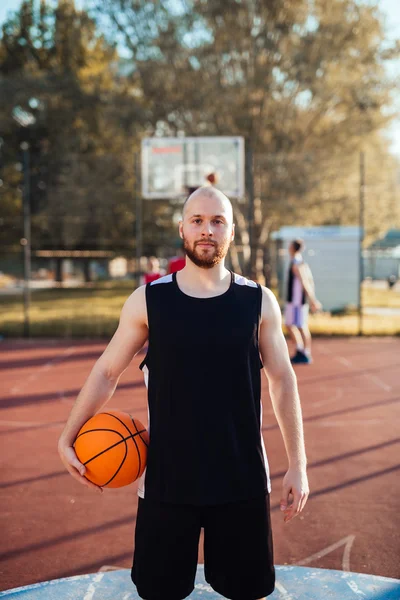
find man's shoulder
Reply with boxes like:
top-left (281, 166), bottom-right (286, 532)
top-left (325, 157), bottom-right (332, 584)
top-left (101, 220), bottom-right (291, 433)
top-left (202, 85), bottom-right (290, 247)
top-left (292, 255), bottom-right (304, 266)
top-left (122, 285), bottom-right (147, 324)
top-left (232, 272), bottom-right (258, 289)
top-left (260, 285), bottom-right (281, 322)
top-left (148, 273), bottom-right (174, 286)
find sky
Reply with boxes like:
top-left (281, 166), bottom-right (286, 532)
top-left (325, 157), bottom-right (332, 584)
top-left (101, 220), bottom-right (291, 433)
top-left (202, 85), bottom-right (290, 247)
top-left (1, 0), bottom-right (399, 156)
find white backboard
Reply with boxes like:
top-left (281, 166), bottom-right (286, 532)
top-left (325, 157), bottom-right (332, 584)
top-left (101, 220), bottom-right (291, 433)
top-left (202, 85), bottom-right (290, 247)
top-left (141, 137), bottom-right (245, 199)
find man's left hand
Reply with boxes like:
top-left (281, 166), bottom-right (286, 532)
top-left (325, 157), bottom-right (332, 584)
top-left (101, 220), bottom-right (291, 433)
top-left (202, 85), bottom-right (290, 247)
top-left (280, 467), bottom-right (309, 523)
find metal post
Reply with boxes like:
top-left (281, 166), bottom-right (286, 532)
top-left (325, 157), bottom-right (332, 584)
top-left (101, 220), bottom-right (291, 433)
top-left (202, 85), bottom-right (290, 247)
top-left (358, 151), bottom-right (365, 336)
top-left (246, 143), bottom-right (254, 276)
top-left (194, 141), bottom-right (200, 187)
top-left (182, 139), bottom-right (188, 192)
top-left (135, 152), bottom-right (143, 288)
top-left (21, 141), bottom-right (31, 338)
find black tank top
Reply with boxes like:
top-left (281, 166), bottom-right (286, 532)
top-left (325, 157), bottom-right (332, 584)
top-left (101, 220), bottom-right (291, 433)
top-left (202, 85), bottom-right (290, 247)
top-left (139, 271), bottom-right (270, 505)
top-left (286, 259), bottom-right (306, 304)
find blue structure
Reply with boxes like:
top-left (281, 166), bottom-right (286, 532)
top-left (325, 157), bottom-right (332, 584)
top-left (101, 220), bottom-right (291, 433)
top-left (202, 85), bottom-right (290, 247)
top-left (1, 566), bottom-right (399, 599)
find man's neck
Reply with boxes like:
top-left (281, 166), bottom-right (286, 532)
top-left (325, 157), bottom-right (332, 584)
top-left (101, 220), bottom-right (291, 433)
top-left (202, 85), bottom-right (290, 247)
top-left (177, 261), bottom-right (231, 293)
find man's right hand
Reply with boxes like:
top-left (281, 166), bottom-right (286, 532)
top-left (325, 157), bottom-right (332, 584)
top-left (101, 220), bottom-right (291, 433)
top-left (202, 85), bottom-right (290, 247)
top-left (58, 439), bottom-right (103, 493)
top-left (56, 286), bottom-right (149, 496)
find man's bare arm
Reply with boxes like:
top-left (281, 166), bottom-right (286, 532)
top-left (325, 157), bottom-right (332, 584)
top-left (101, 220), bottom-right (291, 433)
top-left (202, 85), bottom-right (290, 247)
top-left (292, 264), bottom-right (314, 301)
top-left (259, 287), bottom-right (309, 521)
top-left (58, 285), bottom-right (148, 491)
top-left (292, 264), bottom-right (321, 312)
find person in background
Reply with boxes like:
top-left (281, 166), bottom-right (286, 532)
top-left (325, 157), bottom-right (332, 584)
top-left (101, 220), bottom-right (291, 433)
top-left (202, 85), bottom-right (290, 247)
top-left (141, 256), bottom-right (162, 285)
top-left (167, 245), bottom-right (186, 274)
top-left (205, 172), bottom-right (218, 187)
top-left (284, 239), bottom-right (322, 364)
top-left (185, 172), bottom-right (218, 196)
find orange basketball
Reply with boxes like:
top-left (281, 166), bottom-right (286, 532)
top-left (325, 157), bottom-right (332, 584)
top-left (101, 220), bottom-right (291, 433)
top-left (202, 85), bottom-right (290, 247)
top-left (74, 410), bottom-right (149, 488)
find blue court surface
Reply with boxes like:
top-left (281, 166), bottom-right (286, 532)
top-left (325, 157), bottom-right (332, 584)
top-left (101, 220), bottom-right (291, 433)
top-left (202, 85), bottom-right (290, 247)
top-left (0, 565), bottom-right (399, 599)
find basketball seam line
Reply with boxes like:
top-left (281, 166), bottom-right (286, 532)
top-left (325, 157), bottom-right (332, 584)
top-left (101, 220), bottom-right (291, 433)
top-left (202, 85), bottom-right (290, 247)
top-left (75, 428), bottom-right (125, 441)
top-left (103, 412), bottom-right (149, 448)
top-left (103, 412), bottom-right (149, 480)
top-left (80, 429), bottom-right (147, 466)
top-left (99, 413), bottom-right (148, 486)
top-left (101, 439), bottom-right (128, 487)
top-left (128, 416), bottom-right (142, 479)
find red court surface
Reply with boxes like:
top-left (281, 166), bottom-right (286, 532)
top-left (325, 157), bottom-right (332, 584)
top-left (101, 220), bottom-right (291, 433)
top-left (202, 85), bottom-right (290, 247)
top-left (1, 337), bottom-right (400, 591)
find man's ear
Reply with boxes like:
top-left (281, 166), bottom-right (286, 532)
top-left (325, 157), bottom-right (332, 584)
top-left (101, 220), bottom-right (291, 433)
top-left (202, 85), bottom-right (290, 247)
top-left (231, 223), bottom-right (235, 241)
top-left (178, 220), bottom-right (183, 239)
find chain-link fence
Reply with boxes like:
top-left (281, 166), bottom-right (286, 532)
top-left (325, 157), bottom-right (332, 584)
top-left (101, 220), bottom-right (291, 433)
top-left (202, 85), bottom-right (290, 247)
top-left (1, 148), bottom-right (399, 337)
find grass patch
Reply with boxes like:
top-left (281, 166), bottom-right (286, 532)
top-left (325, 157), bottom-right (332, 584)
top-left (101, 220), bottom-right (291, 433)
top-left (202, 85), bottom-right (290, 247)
top-left (306, 312), bottom-right (400, 336)
top-left (362, 286), bottom-right (400, 308)
top-left (0, 282), bottom-right (132, 338)
top-left (1, 281), bottom-right (399, 338)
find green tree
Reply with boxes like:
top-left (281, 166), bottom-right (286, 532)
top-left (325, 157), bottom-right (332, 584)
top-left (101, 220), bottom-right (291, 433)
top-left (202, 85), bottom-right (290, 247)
top-left (0, 0), bottom-right (146, 262)
top-left (94, 0), bottom-right (399, 280)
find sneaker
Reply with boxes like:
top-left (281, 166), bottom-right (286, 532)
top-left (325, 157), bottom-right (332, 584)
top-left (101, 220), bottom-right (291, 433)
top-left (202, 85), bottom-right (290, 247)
top-left (291, 350), bottom-right (312, 364)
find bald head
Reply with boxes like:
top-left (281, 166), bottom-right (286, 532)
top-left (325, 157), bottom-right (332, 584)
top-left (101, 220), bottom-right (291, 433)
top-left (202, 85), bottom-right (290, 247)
top-left (179, 186), bottom-right (235, 268)
top-left (182, 187), bottom-right (233, 223)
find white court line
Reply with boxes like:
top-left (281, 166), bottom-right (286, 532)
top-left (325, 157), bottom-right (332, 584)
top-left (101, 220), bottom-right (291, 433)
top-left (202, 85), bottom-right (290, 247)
top-left (0, 420), bottom-right (47, 427)
top-left (342, 536), bottom-right (356, 572)
top-left (316, 345), bottom-right (333, 355)
top-left (314, 419), bottom-right (385, 427)
top-left (336, 356), bottom-right (352, 368)
top-left (10, 346), bottom-right (76, 395)
top-left (363, 374), bottom-right (392, 392)
top-left (0, 419), bottom-right (64, 429)
top-left (311, 386), bottom-right (343, 408)
top-left (194, 583), bottom-right (214, 592)
top-left (98, 565), bottom-right (124, 572)
top-left (346, 580), bottom-right (367, 597)
top-left (275, 581), bottom-right (294, 599)
top-left (83, 572), bottom-right (105, 600)
top-left (295, 535), bottom-right (356, 572)
top-left (335, 355), bottom-right (393, 392)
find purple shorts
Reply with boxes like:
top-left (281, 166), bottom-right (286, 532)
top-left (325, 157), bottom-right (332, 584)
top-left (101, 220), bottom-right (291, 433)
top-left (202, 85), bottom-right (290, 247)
top-left (284, 303), bottom-right (309, 327)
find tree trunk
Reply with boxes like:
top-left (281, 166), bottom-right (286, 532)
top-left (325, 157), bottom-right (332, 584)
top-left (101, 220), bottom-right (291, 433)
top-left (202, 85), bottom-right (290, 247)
top-left (263, 244), bottom-right (273, 288)
top-left (249, 197), bottom-right (265, 283)
top-left (232, 200), bottom-right (250, 274)
top-left (55, 258), bottom-right (63, 283)
top-left (228, 244), bottom-right (242, 274)
top-left (83, 258), bottom-right (91, 283)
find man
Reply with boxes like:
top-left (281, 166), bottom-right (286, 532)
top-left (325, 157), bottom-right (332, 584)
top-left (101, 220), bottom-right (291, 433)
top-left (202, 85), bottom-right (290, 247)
top-left (58, 187), bottom-right (309, 600)
top-left (284, 239), bottom-right (322, 365)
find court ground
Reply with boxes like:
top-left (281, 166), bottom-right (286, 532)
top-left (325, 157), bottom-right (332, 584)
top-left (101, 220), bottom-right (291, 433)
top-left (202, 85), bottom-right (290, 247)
top-left (1, 337), bottom-right (399, 593)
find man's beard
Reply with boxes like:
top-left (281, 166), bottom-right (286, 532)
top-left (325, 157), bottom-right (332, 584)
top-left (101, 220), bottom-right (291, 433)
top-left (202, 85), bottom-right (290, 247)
top-left (182, 235), bottom-right (231, 269)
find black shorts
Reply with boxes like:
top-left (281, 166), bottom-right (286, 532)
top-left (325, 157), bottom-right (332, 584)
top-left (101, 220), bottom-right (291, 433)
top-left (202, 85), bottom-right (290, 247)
top-left (131, 493), bottom-right (275, 600)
